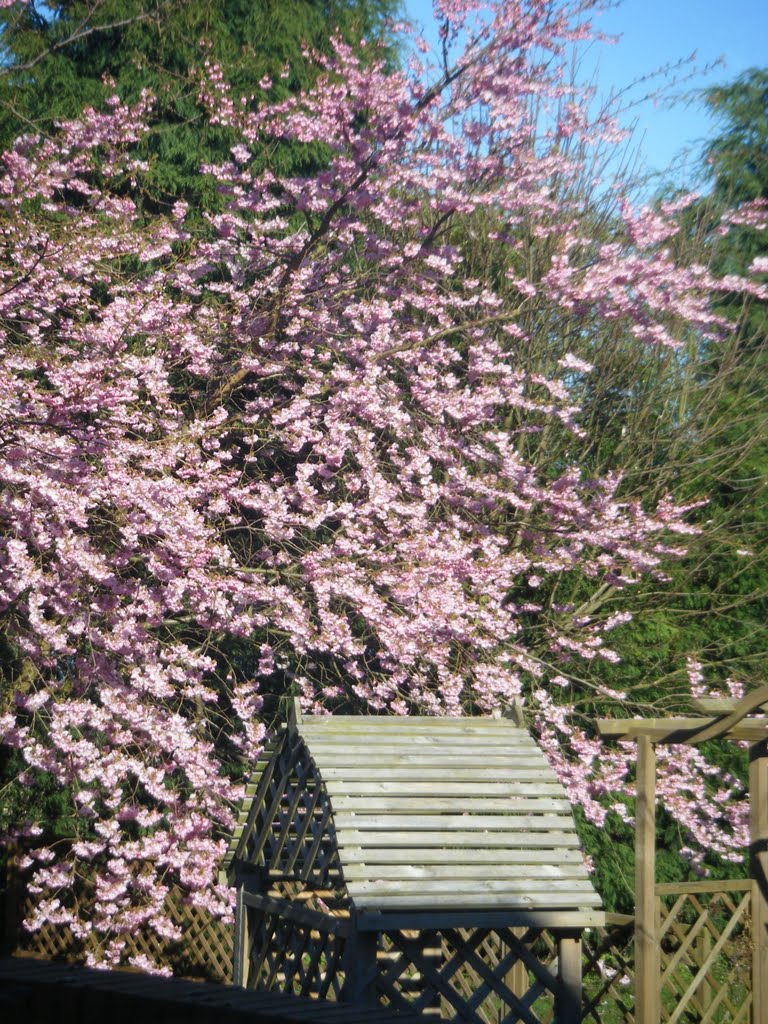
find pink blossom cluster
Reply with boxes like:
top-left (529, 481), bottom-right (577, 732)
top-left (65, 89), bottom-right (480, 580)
top-left (0, 0), bottom-right (762, 967)
top-left (533, 684), bottom-right (749, 876)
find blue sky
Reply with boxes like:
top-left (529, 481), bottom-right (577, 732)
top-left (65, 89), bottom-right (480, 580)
top-left (403, 0), bottom-right (767, 188)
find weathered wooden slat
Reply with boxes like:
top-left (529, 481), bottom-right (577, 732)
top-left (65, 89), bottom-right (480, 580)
top-left (325, 778), bottom-right (561, 794)
top-left (349, 890), bottom-right (603, 909)
top-left (339, 846), bottom-right (586, 865)
top-left (329, 797), bottom-right (572, 813)
top-left (307, 737), bottom-right (536, 745)
top-left (244, 778), bottom-right (264, 798)
top-left (596, 716), bottom-right (768, 742)
top-left (332, 813), bottom-right (574, 831)
top-left (315, 761), bottom-right (557, 774)
top-left (303, 732), bottom-right (534, 744)
top-left (299, 718), bottom-right (530, 731)
top-left (310, 745), bottom-right (544, 756)
top-left (304, 736), bottom-right (528, 748)
top-left (335, 829), bottom-right (581, 848)
top-left (349, 878), bottom-right (598, 897)
top-left (318, 749), bottom-right (531, 764)
top-left (655, 879), bottom-right (753, 895)
top-left (341, 863), bottom-right (590, 882)
top-left (692, 697), bottom-right (755, 714)
top-left (319, 770), bottom-right (561, 782)
top-left (356, 909), bottom-right (605, 930)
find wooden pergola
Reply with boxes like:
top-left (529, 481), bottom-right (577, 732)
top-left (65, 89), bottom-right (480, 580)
top-left (223, 702), bottom-right (604, 1022)
top-left (597, 684), bottom-right (768, 1024)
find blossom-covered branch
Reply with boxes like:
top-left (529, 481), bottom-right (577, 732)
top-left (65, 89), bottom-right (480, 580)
top-left (0, 0), bottom-right (763, 967)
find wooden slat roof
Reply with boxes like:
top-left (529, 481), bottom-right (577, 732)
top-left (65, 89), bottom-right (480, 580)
top-left (296, 712), bottom-right (606, 921)
top-left (294, 714), bottom-right (601, 920)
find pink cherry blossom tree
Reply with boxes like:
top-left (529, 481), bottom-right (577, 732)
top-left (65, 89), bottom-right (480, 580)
top-left (1, 0), bottom-right (764, 967)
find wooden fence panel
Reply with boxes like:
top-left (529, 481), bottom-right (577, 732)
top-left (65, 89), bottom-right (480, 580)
top-left (3, 851), bottom-right (233, 982)
top-left (580, 914), bottom-right (635, 1024)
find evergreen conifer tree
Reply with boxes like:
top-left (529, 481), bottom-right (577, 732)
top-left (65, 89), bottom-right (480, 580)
top-left (0, 0), bottom-right (402, 209)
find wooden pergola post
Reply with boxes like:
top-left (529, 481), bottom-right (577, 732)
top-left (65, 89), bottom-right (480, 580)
top-left (555, 930), bottom-right (582, 1024)
top-left (233, 882), bottom-right (250, 987)
top-left (634, 734), bottom-right (659, 1024)
top-left (342, 926), bottom-right (378, 1006)
top-left (750, 739), bottom-right (768, 1024)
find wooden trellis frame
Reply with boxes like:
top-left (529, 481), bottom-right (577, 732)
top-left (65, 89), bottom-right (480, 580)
top-left (224, 702), bottom-right (605, 1022)
top-left (5, 846), bottom-right (234, 981)
top-left (657, 879), bottom-right (753, 1022)
top-left (579, 913), bottom-right (635, 1024)
top-left (598, 683), bottom-right (768, 1024)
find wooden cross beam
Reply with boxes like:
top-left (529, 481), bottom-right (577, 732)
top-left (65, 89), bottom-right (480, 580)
top-left (596, 716), bottom-right (768, 743)
top-left (596, 683), bottom-right (768, 745)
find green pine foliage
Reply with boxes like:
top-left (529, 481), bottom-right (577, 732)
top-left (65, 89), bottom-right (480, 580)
top-left (582, 71), bottom-right (768, 904)
top-left (0, 0), bottom-right (403, 210)
top-left (575, 70), bottom-right (768, 710)
top-left (676, 67), bottom-right (768, 695)
top-left (705, 68), bottom-right (768, 206)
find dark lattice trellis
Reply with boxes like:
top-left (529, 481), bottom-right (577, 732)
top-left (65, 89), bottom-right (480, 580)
top-left (377, 926), bottom-right (567, 1023)
top-left (225, 728), bottom-right (342, 888)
